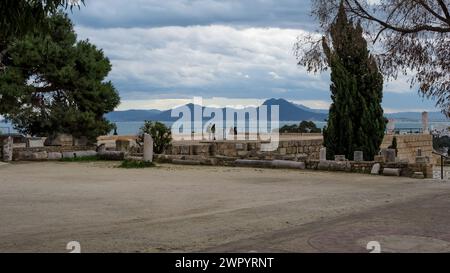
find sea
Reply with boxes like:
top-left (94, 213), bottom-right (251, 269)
top-left (1, 120), bottom-right (449, 136)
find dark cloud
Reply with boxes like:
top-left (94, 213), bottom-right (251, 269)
top-left (70, 0), bottom-right (315, 29)
top-left (68, 0), bottom-right (437, 112)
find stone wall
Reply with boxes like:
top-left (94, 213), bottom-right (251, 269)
top-left (13, 146), bottom-right (96, 161)
top-left (167, 139), bottom-right (324, 161)
top-left (381, 134), bottom-right (433, 163)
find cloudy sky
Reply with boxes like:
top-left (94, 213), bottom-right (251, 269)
top-left (69, 0), bottom-right (438, 113)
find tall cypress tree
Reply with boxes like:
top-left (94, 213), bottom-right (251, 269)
top-left (323, 3), bottom-right (386, 161)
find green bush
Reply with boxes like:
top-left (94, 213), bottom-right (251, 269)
top-left (119, 159), bottom-right (156, 169)
top-left (138, 121), bottom-right (172, 154)
top-left (280, 121), bottom-right (321, 133)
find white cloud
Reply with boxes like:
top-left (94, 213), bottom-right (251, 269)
top-left (117, 97), bottom-right (265, 110)
top-left (75, 25), bottom-right (328, 99)
top-left (293, 100), bottom-right (331, 110)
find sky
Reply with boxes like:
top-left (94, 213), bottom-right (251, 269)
top-left (68, 0), bottom-right (439, 113)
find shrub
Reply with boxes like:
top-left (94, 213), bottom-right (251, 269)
top-left (138, 121), bottom-right (172, 154)
top-left (119, 159), bottom-right (156, 169)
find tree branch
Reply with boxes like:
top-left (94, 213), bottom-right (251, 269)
top-left (345, 0), bottom-right (450, 33)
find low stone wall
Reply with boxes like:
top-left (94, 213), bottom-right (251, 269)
top-left (381, 134), bottom-right (433, 163)
top-left (13, 146), bottom-right (96, 161)
top-left (167, 139), bottom-right (324, 161)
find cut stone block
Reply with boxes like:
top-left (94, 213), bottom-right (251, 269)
top-left (143, 133), bottom-right (153, 162)
top-left (317, 160), bottom-right (330, 171)
top-left (383, 168), bottom-right (401, 177)
top-left (31, 151), bottom-right (48, 160)
top-left (48, 152), bottom-right (62, 160)
top-left (74, 151), bottom-right (97, 158)
top-left (415, 156), bottom-right (429, 164)
top-left (172, 159), bottom-right (201, 165)
top-left (235, 159), bottom-right (273, 168)
top-left (335, 155), bottom-right (346, 161)
top-left (116, 140), bottom-right (130, 152)
top-left (319, 147), bottom-right (327, 161)
top-left (371, 163), bottom-right (381, 175)
top-left (272, 160), bottom-right (305, 170)
top-left (412, 172), bottom-right (425, 179)
top-left (62, 152), bottom-right (76, 159)
top-left (27, 137), bottom-right (46, 148)
top-left (354, 151), bottom-right (363, 162)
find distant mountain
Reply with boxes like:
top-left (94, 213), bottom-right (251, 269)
top-left (293, 102), bottom-right (329, 114)
top-left (106, 99), bottom-right (328, 122)
top-left (105, 98), bottom-right (449, 123)
top-left (262, 98), bottom-right (328, 121)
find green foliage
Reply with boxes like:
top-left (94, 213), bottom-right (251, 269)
top-left (433, 135), bottom-right (450, 151)
top-left (0, 13), bottom-right (120, 140)
top-left (323, 4), bottom-right (386, 161)
top-left (119, 159), bottom-right (156, 169)
top-left (0, 0), bottom-right (83, 41)
top-left (280, 121), bottom-right (321, 133)
top-left (139, 121), bottom-right (172, 154)
top-left (388, 137), bottom-right (398, 156)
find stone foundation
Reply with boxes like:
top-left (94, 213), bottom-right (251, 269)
top-left (167, 139), bottom-right (323, 161)
top-left (381, 134), bottom-right (433, 163)
top-left (13, 146), bottom-right (96, 161)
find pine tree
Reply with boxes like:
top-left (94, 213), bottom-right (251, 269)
top-left (0, 12), bottom-right (120, 140)
top-left (323, 3), bottom-right (386, 161)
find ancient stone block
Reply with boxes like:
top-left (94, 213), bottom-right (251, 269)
top-left (116, 140), bottom-right (130, 152)
top-left (319, 147), bottom-right (327, 161)
top-left (143, 133), bottom-right (153, 162)
top-left (31, 151), bottom-right (48, 160)
top-left (235, 143), bottom-right (244, 150)
top-left (45, 134), bottom-right (73, 146)
top-left (2, 137), bottom-right (13, 162)
top-left (412, 172), bottom-right (425, 179)
top-left (48, 152), bottom-right (62, 160)
top-left (415, 156), bottom-right (429, 164)
top-left (383, 168), bottom-right (401, 176)
top-left (354, 151), bottom-right (363, 162)
top-left (172, 159), bottom-right (201, 165)
top-left (335, 155), bottom-right (346, 161)
top-left (27, 137), bottom-right (46, 148)
top-left (180, 145), bottom-right (190, 155)
top-left (317, 161), bottom-right (330, 171)
top-left (237, 151), bottom-right (249, 157)
top-left (272, 160), bottom-right (305, 170)
top-left (75, 151), bottom-right (97, 158)
top-left (62, 152), bottom-right (76, 159)
top-left (371, 163), bottom-right (381, 175)
top-left (374, 155), bottom-right (385, 163)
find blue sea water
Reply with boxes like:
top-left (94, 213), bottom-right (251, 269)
top-left (110, 120), bottom-right (450, 136)
top-left (2, 120), bottom-right (449, 136)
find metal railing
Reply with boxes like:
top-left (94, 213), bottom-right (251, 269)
top-left (433, 151), bottom-right (450, 180)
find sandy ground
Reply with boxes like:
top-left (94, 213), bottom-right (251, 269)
top-left (0, 161), bottom-right (449, 253)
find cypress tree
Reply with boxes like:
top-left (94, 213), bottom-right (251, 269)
top-left (323, 3), bottom-right (386, 161)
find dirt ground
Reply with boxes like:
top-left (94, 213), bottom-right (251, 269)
top-left (0, 161), bottom-right (449, 253)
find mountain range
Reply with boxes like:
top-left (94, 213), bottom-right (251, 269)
top-left (105, 98), bottom-right (448, 123)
